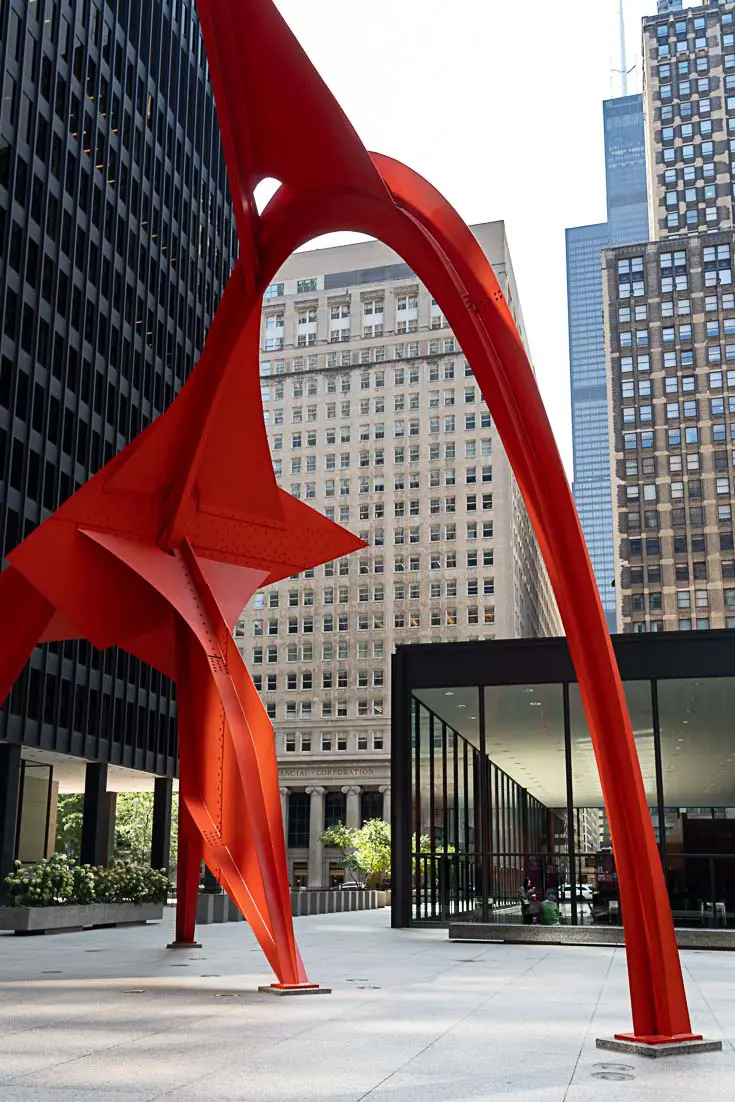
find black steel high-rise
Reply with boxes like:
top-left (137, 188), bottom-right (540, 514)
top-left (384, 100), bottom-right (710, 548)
top-left (0, 1), bottom-right (236, 878)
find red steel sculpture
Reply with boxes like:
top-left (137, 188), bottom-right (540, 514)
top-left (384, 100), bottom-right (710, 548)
top-left (0, 0), bottom-right (698, 1036)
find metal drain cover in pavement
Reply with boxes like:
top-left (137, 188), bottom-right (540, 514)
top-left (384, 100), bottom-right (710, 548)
top-left (593, 1063), bottom-right (634, 1073)
top-left (592, 1072), bottom-right (635, 1081)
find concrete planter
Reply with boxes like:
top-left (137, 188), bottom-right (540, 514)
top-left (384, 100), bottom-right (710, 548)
top-left (448, 921), bottom-right (735, 951)
top-left (0, 902), bottom-right (164, 934)
top-left (194, 888), bottom-right (391, 925)
top-left (196, 893), bottom-right (243, 925)
top-left (290, 888), bottom-right (388, 918)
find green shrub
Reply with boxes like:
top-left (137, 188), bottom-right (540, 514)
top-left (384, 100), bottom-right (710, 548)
top-left (3, 855), bottom-right (169, 907)
top-left (4, 853), bottom-right (74, 907)
top-left (96, 861), bottom-right (169, 905)
top-left (71, 863), bottom-right (97, 905)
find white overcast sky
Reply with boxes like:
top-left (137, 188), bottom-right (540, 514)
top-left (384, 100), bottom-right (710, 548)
top-left (272, 0), bottom-right (688, 474)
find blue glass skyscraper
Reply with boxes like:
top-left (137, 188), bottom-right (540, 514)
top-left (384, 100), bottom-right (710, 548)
top-left (566, 94), bottom-right (648, 631)
top-left (603, 95), bottom-right (649, 245)
top-left (566, 223), bottom-right (616, 629)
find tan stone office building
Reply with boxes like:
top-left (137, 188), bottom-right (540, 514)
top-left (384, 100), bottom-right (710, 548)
top-left (235, 225), bottom-right (561, 886)
top-left (607, 1), bottom-right (735, 632)
top-left (605, 236), bottom-right (735, 633)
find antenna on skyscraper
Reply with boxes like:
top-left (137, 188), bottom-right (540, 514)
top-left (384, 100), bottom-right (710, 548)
top-left (610, 0), bottom-right (637, 97)
top-left (618, 0), bottom-right (628, 96)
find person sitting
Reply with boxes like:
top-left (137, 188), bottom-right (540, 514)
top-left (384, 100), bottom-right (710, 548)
top-left (539, 890), bottom-right (561, 927)
top-left (520, 879), bottom-right (533, 924)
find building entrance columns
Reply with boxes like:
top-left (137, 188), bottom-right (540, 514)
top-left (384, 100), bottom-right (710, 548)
top-left (306, 785), bottom-right (326, 887)
top-left (80, 762), bottom-right (114, 867)
top-left (0, 744), bottom-right (21, 902)
top-left (151, 777), bottom-right (173, 873)
top-left (342, 785), bottom-right (361, 829)
top-left (280, 786), bottom-right (289, 842)
top-left (380, 785), bottom-right (391, 824)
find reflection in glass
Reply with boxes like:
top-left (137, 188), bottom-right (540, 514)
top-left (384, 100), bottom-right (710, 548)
top-left (658, 678), bottom-right (735, 808)
top-left (658, 678), bottom-right (735, 926)
top-left (404, 674), bottom-right (735, 930)
top-left (483, 684), bottom-right (567, 807)
top-left (569, 680), bottom-right (656, 807)
top-left (16, 762), bottom-right (52, 863)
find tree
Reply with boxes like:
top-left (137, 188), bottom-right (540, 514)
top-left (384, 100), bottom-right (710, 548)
top-left (114, 792), bottom-right (155, 863)
top-left (55, 795), bottom-right (84, 859)
top-left (320, 819), bottom-right (391, 886)
top-left (354, 818), bottom-right (390, 882)
top-left (55, 791), bottom-right (178, 871)
top-left (320, 823), bottom-right (362, 884)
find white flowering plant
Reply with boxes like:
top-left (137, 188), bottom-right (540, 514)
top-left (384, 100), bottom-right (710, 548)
top-left (4, 853), bottom-right (75, 906)
top-left (4, 854), bottom-right (169, 907)
top-left (95, 861), bottom-right (169, 905)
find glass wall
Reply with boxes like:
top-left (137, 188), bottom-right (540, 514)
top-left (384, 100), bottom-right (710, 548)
top-left (411, 691), bottom-right (565, 923)
top-left (658, 678), bottom-right (735, 927)
top-left (411, 694), bottom-right (477, 920)
top-left (407, 676), bottom-right (735, 928)
top-left (16, 762), bottom-right (53, 863)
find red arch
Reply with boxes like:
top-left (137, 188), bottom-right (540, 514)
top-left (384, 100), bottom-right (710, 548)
top-left (0, 0), bottom-right (697, 1037)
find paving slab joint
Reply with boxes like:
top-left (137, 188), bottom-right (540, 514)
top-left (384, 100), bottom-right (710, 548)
top-left (597, 1036), bottom-right (723, 1059)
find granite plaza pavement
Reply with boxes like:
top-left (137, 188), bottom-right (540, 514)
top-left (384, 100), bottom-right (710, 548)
top-left (0, 907), bottom-right (733, 1101)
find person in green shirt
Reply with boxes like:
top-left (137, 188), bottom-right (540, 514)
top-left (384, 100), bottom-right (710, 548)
top-left (539, 890), bottom-right (561, 926)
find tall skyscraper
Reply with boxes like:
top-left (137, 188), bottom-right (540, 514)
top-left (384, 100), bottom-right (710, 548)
top-left (604, 94), bottom-right (650, 244)
top-left (566, 92), bottom-right (648, 631)
top-left (567, 224), bottom-right (618, 631)
top-left (643, 1), bottom-right (735, 240)
top-left (0, 3), bottom-right (235, 762)
top-left (236, 226), bottom-right (561, 888)
top-left (605, 0), bottom-right (735, 632)
top-left (658, 0), bottom-right (684, 13)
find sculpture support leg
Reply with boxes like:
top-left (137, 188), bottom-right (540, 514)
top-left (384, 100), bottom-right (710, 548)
top-left (336, 161), bottom-right (698, 1045)
top-left (169, 544), bottom-right (310, 986)
top-left (170, 799), bottom-right (202, 948)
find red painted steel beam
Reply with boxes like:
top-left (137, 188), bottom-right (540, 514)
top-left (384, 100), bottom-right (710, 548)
top-left (0, 0), bottom-right (699, 1035)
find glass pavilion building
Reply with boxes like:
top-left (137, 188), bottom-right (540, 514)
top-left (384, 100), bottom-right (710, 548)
top-left (391, 632), bottom-right (735, 930)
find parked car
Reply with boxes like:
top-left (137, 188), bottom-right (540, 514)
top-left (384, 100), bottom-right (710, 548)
top-left (558, 883), bottom-right (595, 903)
